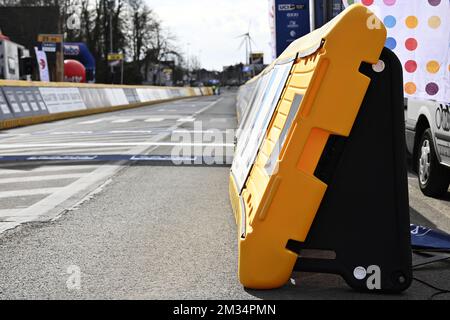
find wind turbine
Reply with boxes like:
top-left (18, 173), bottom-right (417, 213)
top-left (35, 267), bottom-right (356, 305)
top-left (237, 21), bottom-right (257, 65)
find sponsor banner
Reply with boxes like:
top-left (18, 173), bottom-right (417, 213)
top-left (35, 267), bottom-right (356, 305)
top-left (34, 88), bottom-right (49, 112)
top-left (39, 87), bottom-right (86, 114)
top-left (273, 0), bottom-right (310, 57)
top-left (104, 88), bottom-right (129, 107)
top-left (194, 88), bottom-right (202, 96)
top-left (79, 88), bottom-right (103, 109)
top-left (0, 88), bottom-right (13, 119)
top-left (24, 87), bottom-right (48, 115)
top-left (158, 89), bottom-right (170, 100)
top-left (2, 87), bottom-right (37, 117)
top-left (136, 88), bottom-right (156, 103)
top-left (96, 89), bottom-right (113, 107)
top-left (345, 0), bottom-right (450, 103)
top-left (123, 88), bottom-right (140, 104)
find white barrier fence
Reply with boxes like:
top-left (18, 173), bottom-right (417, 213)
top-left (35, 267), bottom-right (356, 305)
top-left (0, 82), bottom-right (209, 127)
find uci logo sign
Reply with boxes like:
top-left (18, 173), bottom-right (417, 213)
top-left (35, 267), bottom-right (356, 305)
top-left (353, 265), bottom-right (381, 290)
top-left (278, 4), bottom-right (305, 11)
top-left (278, 4), bottom-right (296, 11)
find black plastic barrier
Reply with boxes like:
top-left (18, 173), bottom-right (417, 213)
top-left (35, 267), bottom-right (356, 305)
top-left (289, 48), bottom-right (412, 292)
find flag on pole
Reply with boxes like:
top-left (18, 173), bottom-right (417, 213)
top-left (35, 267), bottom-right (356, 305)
top-left (34, 47), bottom-right (50, 82)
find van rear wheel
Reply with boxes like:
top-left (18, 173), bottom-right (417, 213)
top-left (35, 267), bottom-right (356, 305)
top-left (417, 129), bottom-right (450, 197)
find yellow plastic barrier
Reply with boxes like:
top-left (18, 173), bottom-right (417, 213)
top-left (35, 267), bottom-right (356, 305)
top-left (230, 4), bottom-right (409, 291)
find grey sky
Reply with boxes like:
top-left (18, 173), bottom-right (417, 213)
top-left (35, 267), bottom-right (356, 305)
top-left (146, 0), bottom-right (273, 70)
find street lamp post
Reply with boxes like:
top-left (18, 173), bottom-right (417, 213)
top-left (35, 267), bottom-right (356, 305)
top-left (186, 42), bottom-right (191, 86)
top-left (108, 0), bottom-right (115, 83)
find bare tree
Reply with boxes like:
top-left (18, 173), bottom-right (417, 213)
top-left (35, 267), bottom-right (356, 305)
top-left (0, 0), bottom-right (187, 84)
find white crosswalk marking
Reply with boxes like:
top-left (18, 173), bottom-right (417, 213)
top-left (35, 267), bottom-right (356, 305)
top-left (210, 118), bottom-right (228, 123)
top-left (0, 209), bottom-right (27, 218)
top-left (145, 118), bottom-right (164, 122)
top-left (109, 130), bottom-right (153, 134)
top-left (0, 173), bottom-right (85, 184)
top-left (79, 119), bottom-right (106, 124)
top-left (173, 130), bottom-right (217, 134)
top-left (0, 165), bottom-right (98, 175)
top-left (0, 188), bottom-right (63, 199)
top-left (0, 96), bottom-right (225, 236)
top-left (0, 146), bottom-right (132, 155)
top-left (50, 131), bottom-right (93, 135)
top-left (111, 119), bottom-right (134, 123)
top-left (0, 142), bottom-right (234, 148)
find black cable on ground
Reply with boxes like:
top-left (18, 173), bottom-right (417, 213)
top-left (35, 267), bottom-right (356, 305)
top-left (413, 277), bottom-right (450, 300)
top-left (412, 251), bottom-right (450, 300)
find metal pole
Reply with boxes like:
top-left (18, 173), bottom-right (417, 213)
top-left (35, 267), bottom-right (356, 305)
top-left (323, 0), bottom-right (328, 24)
top-left (309, 0), bottom-right (316, 32)
top-left (109, 0), bottom-right (114, 82)
top-left (187, 43), bottom-right (191, 85)
top-left (121, 58), bottom-right (124, 84)
top-left (110, 14), bottom-right (113, 75)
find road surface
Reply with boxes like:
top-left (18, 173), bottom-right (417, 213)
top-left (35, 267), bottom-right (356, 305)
top-left (0, 91), bottom-right (449, 300)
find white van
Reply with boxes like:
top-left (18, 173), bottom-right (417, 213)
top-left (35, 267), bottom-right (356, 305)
top-left (406, 99), bottom-right (450, 197)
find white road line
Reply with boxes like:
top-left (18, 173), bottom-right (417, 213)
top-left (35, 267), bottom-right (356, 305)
top-left (177, 118), bottom-right (195, 122)
top-left (8, 135), bottom-right (152, 145)
top-left (173, 130), bottom-right (222, 134)
top-left (0, 146), bottom-right (135, 155)
top-left (0, 188), bottom-right (62, 199)
top-left (111, 119), bottom-right (134, 123)
top-left (0, 209), bottom-right (26, 217)
top-left (0, 142), bottom-right (234, 148)
top-left (50, 131), bottom-right (94, 135)
top-left (0, 133), bottom-right (31, 138)
top-left (0, 173), bottom-right (85, 184)
top-left (0, 165), bottom-right (98, 175)
top-left (79, 119), bottom-right (106, 124)
top-left (210, 118), bottom-right (228, 123)
top-left (109, 130), bottom-right (153, 134)
top-left (145, 118), bottom-right (164, 122)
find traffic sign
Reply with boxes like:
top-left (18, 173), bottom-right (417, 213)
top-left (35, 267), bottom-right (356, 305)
top-left (107, 53), bottom-right (124, 61)
top-left (37, 34), bottom-right (63, 43)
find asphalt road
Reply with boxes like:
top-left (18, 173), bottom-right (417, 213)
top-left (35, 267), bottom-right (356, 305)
top-left (0, 91), bottom-right (449, 300)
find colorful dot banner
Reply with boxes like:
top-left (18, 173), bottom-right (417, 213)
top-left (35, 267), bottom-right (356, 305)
top-left (343, 0), bottom-right (450, 103)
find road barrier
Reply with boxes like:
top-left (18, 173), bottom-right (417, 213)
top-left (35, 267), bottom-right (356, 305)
top-left (230, 4), bottom-right (412, 293)
top-left (0, 80), bottom-right (212, 130)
